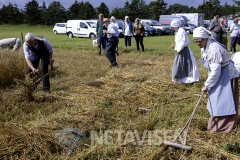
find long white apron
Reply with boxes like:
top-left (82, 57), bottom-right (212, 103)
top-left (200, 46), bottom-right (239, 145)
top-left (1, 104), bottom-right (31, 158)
top-left (201, 59), bottom-right (236, 116)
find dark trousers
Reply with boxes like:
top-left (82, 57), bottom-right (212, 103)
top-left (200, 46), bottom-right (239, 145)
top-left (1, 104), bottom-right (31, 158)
top-left (230, 36), bottom-right (238, 52)
top-left (97, 34), bottom-right (106, 53)
top-left (124, 36), bottom-right (131, 47)
top-left (106, 37), bottom-right (118, 65)
top-left (134, 35), bottom-right (144, 51)
top-left (28, 55), bottom-right (50, 91)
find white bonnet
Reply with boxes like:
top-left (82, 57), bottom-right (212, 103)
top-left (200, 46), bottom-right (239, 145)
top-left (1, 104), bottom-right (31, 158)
top-left (170, 19), bottom-right (181, 27)
top-left (193, 27), bottom-right (211, 38)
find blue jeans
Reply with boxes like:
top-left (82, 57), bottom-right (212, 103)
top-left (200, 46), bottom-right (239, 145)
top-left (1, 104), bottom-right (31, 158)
top-left (28, 55), bottom-right (50, 91)
top-left (124, 36), bottom-right (131, 47)
top-left (97, 34), bottom-right (106, 52)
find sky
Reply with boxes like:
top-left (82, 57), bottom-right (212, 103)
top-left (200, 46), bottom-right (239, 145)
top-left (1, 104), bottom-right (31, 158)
top-left (0, 0), bottom-right (235, 10)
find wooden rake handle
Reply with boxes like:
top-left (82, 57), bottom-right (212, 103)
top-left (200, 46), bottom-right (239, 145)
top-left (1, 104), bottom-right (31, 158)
top-left (173, 92), bottom-right (205, 143)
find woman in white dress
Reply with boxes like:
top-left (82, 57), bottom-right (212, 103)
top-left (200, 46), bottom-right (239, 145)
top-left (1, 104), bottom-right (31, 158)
top-left (193, 27), bottom-right (239, 133)
top-left (170, 19), bottom-right (199, 83)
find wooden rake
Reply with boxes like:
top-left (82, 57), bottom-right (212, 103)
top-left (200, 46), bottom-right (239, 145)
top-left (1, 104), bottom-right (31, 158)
top-left (164, 92), bottom-right (205, 150)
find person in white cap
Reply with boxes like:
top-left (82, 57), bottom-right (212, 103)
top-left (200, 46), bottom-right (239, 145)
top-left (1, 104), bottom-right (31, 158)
top-left (110, 16), bottom-right (119, 56)
top-left (0, 38), bottom-right (21, 52)
top-left (193, 26), bottom-right (239, 133)
top-left (170, 19), bottom-right (199, 84)
top-left (102, 18), bottom-right (119, 68)
top-left (123, 16), bottom-right (133, 50)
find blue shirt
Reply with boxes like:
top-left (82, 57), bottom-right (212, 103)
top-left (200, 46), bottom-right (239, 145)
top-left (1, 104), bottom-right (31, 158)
top-left (23, 38), bottom-right (53, 59)
top-left (106, 23), bottom-right (119, 38)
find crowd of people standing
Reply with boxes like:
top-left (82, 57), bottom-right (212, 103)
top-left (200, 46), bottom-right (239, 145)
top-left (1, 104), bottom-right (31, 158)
top-left (95, 14), bottom-right (147, 67)
top-left (209, 13), bottom-right (240, 54)
top-left (96, 14), bottom-right (146, 52)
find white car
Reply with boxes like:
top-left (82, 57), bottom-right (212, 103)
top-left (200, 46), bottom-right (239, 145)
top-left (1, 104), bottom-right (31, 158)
top-left (53, 23), bottom-right (67, 34)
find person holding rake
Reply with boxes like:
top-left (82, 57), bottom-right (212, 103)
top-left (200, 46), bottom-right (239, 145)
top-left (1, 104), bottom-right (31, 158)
top-left (193, 27), bottom-right (239, 133)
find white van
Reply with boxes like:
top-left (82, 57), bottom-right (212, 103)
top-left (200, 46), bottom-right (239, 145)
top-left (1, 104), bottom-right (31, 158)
top-left (66, 20), bottom-right (97, 38)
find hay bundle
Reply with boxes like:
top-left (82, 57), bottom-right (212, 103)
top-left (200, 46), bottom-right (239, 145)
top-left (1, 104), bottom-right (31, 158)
top-left (0, 125), bottom-right (62, 159)
top-left (0, 50), bottom-right (27, 87)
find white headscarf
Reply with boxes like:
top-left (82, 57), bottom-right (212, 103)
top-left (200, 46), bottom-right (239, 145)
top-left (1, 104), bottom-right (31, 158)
top-left (170, 19), bottom-right (181, 27)
top-left (193, 27), bottom-right (211, 38)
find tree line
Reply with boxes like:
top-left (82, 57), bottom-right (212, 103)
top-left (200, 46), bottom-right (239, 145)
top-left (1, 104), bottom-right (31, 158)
top-left (0, 0), bottom-right (239, 25)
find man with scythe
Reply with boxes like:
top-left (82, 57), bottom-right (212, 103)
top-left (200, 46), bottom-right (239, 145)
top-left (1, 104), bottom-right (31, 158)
top-left (23, 32), bottom-right (54, 93)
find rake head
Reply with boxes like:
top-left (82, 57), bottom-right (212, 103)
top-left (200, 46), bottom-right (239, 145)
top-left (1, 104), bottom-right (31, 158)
top-left (164, 141), bottom-right (192, 150)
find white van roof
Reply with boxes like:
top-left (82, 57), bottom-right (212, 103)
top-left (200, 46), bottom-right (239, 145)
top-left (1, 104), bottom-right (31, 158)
top-left (159, 15), bottom-right (184, 20)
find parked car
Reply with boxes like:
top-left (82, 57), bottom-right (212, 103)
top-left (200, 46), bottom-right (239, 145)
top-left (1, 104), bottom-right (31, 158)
top-left (66, 20), bottom-right (96, 38)
top-left (188, 23), bottom-right (197, 29)
top-left (141, 22), bottom-right (157, 36)
top-left (53, 22), bottom-right (66, 34)
top-left (204, 22), bottom-right (210, 30)
top-left (161, 24), bottom-right (175, 34)
top-left (141, 19), bottom-right (171, 35)
top-left (159, 15), bottom-right (193, 34)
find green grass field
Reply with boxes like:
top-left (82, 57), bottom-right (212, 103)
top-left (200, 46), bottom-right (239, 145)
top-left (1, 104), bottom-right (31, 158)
top-left (0, 25), bottom-right (240, 159)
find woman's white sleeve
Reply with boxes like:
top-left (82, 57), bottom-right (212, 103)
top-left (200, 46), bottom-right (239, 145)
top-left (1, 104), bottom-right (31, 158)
top-left (205, 63), bottom-right (221, 89)
top-left (175, 32), bottom-right (186, 53)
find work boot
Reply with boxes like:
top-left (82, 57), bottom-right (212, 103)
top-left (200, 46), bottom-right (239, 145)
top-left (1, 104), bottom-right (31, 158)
top-left (98, 46), bottom-right (101, 55)
top-left (43, 87), bottom-right (50, 93)
top-left (110, 63), bottom-right (118, 68)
